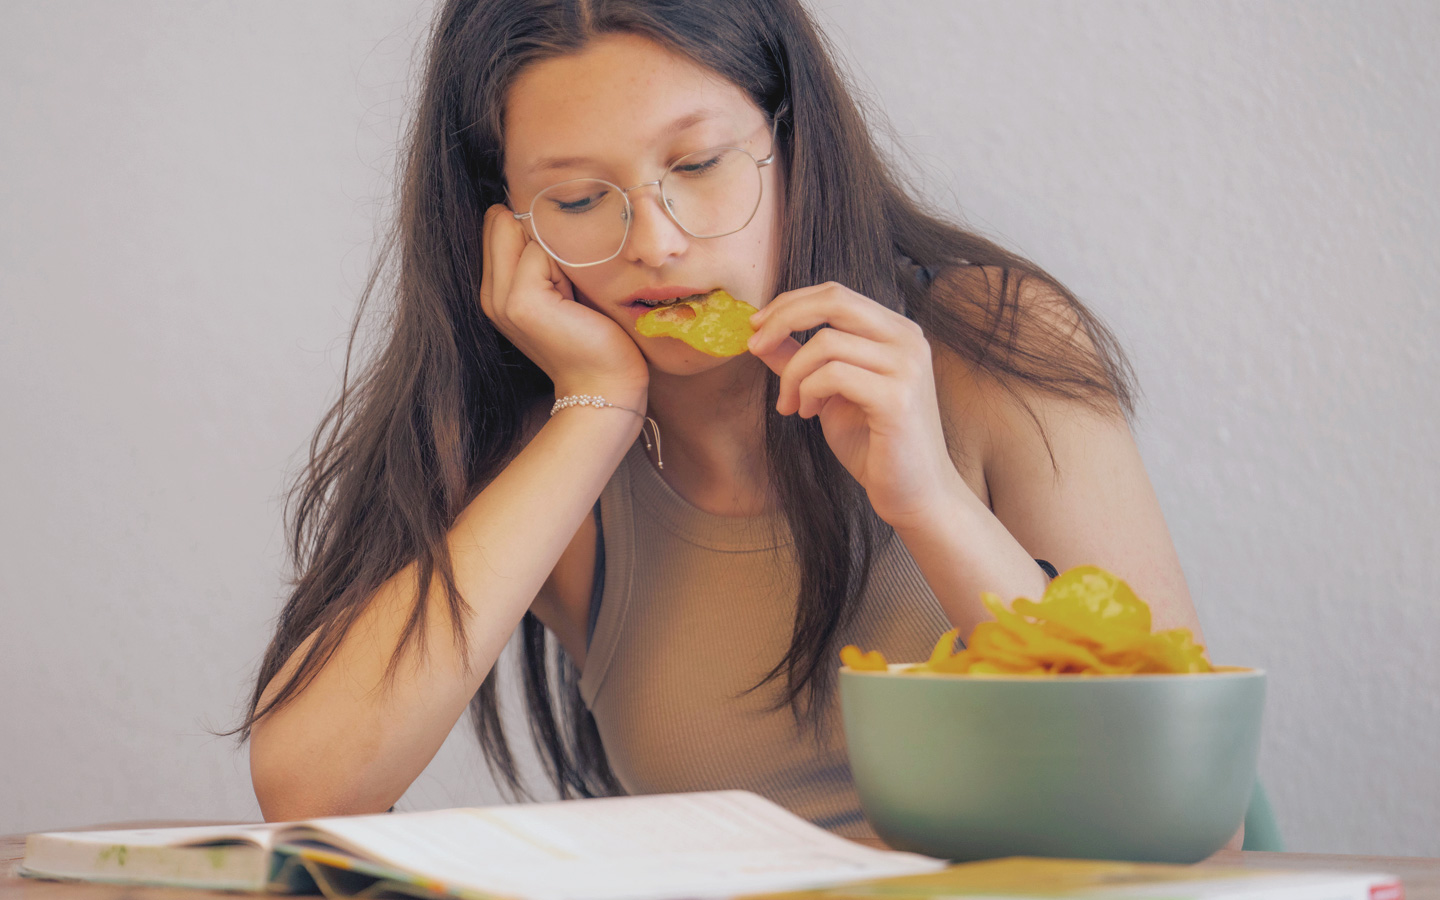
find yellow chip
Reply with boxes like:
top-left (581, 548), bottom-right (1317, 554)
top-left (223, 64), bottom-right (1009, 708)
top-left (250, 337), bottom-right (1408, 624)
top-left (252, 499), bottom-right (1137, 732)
top-left (840, 644), bottom-right (888, 671)
top-left (635, 289), bottom-right (757, 357)
top-left (925, 628), bottom-right (961, 666)
top-left (1015, 565), bottom-right (1152, 637)
top-left (980, 592), bottom-right (1122, 673)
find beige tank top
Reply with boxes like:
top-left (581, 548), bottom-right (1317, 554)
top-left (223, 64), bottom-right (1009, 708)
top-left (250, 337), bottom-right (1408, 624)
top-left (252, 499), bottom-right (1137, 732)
top-left (577, 440), bottom-right (954, 839)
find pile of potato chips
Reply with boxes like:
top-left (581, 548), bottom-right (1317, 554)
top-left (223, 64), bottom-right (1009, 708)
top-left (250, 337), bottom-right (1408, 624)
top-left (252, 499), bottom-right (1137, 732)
top-left (841, 565), bottom-right (1214, 675)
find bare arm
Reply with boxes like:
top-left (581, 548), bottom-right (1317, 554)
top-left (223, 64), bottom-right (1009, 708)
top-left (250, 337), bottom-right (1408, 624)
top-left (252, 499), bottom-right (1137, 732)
top-left (250, 204), bottom-right (649, 821)
top-left (899, 279), bottom-right (1202, 641)
top-left (248, 402), bottom-right (642, 821)
top-left (746, 271), bottom-right (1201, 640)
top-left (981, 384), bottom-right (1200, 635)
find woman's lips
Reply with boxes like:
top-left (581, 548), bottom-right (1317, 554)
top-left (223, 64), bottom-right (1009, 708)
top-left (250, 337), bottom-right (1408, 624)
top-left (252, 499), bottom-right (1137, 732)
top-left (623, 285), bottom-right (713, 308)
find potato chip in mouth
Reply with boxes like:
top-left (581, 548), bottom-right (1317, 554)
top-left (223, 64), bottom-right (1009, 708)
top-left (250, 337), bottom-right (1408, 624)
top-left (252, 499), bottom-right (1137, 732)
top-left (635, 289), bottom-right (757, 357)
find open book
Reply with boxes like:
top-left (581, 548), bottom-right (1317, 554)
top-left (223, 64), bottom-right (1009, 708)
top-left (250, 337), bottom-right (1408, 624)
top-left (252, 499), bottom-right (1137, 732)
top-left (19, 790), bottom-right (945, 900)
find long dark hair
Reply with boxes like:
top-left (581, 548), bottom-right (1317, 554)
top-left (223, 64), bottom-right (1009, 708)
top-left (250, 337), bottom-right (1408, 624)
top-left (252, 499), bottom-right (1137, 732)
top-left (235, 0), bottom-right (1134, 801)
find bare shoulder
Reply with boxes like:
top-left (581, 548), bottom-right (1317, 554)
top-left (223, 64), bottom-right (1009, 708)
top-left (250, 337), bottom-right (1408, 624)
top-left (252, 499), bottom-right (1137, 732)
top-left (926, 263), bottom-right (1126, 454)
top-left (926, 267), bottom-right (1199, 635)
top-left (925, 265), bottom-right (1111, 506)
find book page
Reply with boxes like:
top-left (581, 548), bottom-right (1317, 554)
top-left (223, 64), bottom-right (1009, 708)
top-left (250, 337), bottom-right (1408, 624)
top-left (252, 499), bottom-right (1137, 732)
top-left (295, 791), bottom-right (944, 900)
top-left (20, 824), bottom-right (281, 891)
top-left (27, 821), bottom-right (280, 850)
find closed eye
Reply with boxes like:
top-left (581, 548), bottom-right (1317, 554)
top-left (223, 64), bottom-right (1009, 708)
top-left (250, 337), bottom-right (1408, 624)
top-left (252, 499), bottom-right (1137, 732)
top-left (670, 153), bottom-right (725, 176)
top-left (548, 187), bottom-right (613, 214)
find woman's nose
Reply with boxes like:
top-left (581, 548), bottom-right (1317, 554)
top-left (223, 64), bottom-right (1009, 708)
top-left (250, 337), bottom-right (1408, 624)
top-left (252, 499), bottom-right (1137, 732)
top-left (622, 185), bottom-right (689, 266)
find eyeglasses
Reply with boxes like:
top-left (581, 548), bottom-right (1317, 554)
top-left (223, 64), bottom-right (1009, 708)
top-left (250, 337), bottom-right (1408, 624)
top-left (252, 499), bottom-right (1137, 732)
top-left (512, 120), bottom-right (778, 267)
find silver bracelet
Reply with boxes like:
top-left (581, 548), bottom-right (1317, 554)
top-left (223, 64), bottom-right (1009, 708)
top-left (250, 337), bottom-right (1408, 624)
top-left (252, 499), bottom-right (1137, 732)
top-left (549, 394), bottom-right (663, 469)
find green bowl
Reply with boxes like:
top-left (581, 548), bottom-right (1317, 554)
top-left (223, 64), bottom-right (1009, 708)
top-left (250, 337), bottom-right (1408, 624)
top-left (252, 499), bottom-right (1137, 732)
top-left (839, 666), bottom-right (1265, 863)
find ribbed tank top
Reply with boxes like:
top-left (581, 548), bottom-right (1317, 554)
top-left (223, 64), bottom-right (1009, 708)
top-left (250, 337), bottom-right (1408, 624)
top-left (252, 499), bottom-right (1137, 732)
top-left (577, 440), bottom-right (954, 839)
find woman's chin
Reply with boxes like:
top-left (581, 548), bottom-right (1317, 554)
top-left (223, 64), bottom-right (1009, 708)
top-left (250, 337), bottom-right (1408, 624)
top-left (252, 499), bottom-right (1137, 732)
top-left (637, 340), bottom-right (752, 378)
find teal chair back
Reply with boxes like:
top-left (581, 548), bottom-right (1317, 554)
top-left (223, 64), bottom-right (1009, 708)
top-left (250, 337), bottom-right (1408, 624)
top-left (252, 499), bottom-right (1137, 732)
top-left (1242, 780), bottom-right (1284, 851)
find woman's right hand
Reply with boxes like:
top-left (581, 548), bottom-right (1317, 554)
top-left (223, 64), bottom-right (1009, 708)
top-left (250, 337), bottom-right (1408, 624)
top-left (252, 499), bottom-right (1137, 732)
top-left (480, 204), bottom-right (649, 401)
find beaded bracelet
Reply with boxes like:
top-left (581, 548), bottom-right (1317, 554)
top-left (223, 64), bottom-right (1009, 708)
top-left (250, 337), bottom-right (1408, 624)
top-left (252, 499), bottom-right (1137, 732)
top-left (550, 394), bottom-right (664, 469)
top-left (549, 393), bottom-right (643, 417)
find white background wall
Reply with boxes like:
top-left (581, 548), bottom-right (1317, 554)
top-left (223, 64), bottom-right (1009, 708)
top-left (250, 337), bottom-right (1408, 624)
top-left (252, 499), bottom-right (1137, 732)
top-left (2, 1), bottom-right (1435, 855)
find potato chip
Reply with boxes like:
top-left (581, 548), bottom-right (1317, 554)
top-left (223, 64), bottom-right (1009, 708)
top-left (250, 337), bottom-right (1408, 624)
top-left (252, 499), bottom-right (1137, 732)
top-left (634, 289), bottom-right (757, 357)
top-left (1012, 565), bottom-right (1150, 638)
top-left (840, 644), bottom-right (888, 671)
top-left (978, 593), bottom-right (1132, 674)
top-left (926, 629), bottom-right (961, 667)
top-left (840, 565), bottom-right (1215, 676)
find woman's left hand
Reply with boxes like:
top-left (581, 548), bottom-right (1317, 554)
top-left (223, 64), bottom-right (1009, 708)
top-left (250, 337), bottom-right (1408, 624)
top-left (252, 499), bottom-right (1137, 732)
top-left (747, 282), bottom-right (960, 529)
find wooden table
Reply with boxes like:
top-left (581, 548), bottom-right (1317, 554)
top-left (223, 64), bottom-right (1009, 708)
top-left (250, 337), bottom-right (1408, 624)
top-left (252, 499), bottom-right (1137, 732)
top-left (4, 824), bottom-right (1437, 899)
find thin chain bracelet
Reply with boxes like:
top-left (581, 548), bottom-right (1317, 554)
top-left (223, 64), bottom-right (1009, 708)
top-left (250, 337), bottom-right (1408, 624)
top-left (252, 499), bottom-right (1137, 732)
top-left (549, 394), bottom-right (664, 469)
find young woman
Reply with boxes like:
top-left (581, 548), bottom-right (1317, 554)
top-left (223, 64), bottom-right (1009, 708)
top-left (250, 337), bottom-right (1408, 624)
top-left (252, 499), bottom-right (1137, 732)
top-left (242, 0), bottom-right (1204, 839)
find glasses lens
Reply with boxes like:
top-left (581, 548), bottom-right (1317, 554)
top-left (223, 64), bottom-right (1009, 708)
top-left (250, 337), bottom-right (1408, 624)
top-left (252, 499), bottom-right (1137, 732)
top-left (529, 179), bottom-right (627, 265)
top-left (661, 148), bottom-right (762, 238)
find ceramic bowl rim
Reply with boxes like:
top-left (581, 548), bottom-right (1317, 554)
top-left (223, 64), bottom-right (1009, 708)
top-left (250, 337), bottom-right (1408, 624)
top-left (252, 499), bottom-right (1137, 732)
top-left (838, 664), bottom-right (1265, 682)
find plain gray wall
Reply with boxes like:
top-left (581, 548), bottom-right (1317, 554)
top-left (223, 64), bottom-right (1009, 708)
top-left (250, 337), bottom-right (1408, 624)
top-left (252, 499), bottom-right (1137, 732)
top-left (2, 1), bottom-right (1436, 854)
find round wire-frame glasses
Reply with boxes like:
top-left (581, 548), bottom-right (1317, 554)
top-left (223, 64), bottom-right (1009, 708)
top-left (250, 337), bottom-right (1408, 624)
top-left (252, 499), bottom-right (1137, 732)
top-left (512, 119), bottom-right (779, 268)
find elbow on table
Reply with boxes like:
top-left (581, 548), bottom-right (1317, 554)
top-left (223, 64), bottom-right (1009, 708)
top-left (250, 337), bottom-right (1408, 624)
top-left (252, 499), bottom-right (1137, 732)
top-left (249, 725), bottom-right (395, 823)
top-left (249, 740), bottom-right (316, 823)
top-left (251, 766), bottom-right (394, 823)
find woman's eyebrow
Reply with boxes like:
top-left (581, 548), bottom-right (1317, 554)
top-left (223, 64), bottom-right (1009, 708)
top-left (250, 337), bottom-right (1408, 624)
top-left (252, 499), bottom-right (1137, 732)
top-left (524, 108), bottom-right (727, 175)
